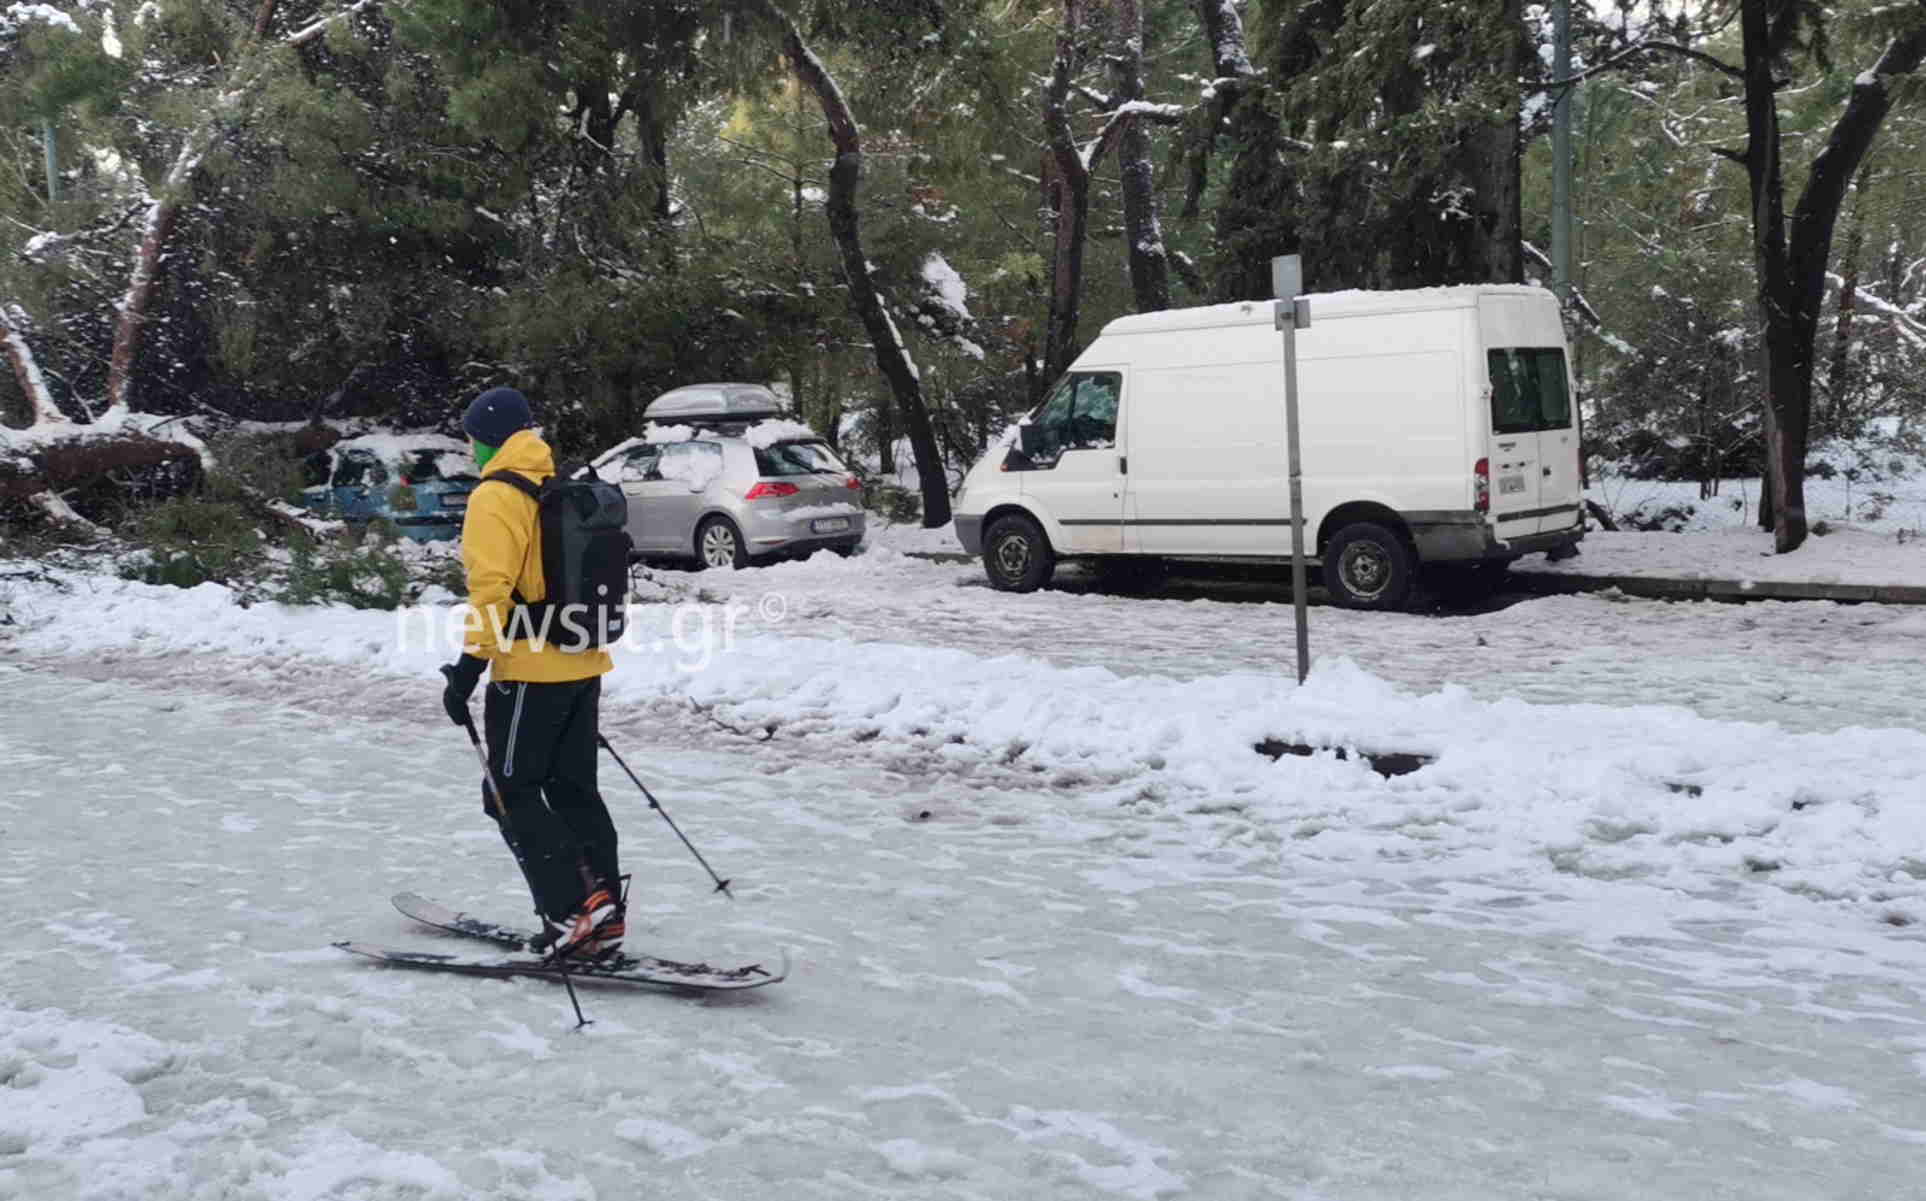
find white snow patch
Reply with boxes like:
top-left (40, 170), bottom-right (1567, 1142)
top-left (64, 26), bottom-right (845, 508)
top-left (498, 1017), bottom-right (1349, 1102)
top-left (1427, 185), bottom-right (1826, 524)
top-left (920, 254), bottom-right (972, 320)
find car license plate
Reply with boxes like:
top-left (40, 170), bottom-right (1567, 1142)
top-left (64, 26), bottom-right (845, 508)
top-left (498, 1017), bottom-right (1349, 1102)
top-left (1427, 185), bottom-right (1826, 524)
top-left (442, 494), bottom-right (468, 508)
top-left (1498, 474), bottom-right (1526, 495)
top-left (811, 517), bottom-right (850, 533)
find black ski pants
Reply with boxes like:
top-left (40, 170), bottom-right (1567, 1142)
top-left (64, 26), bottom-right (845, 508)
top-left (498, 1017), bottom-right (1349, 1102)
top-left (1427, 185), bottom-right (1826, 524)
top-left (481, 675), bottom-right (620, 924)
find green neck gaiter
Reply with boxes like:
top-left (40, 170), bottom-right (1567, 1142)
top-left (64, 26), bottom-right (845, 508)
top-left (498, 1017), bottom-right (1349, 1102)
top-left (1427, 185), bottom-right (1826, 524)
top-left (472, 439), bottom-right (499, 470)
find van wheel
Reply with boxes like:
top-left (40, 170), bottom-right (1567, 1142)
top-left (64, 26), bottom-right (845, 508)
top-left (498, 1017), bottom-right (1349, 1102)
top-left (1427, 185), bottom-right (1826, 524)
top-left (695, 517), bottom-right (749, 570)
top-left (983, 514), bottom-right (1055, 592)
top-left (1324, 522), bottom-right (1413, 610)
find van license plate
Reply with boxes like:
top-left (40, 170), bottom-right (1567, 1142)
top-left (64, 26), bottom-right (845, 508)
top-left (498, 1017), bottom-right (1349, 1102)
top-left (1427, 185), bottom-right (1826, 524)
top-left (1498, 475), bottom-right (1527, 495)
top-left (811, 517), bottom-right (850, 533)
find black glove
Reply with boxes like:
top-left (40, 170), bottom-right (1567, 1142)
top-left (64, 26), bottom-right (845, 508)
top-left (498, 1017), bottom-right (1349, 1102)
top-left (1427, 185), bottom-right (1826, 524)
top-left (440, 654), bottom-right (488, 726)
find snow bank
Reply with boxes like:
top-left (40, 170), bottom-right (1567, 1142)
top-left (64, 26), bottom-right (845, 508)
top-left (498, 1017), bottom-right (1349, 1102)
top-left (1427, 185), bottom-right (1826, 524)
top-left (1520, 527), bottom-right (1926, 587)
top-left (7, 566), bottom-right (1926, 922)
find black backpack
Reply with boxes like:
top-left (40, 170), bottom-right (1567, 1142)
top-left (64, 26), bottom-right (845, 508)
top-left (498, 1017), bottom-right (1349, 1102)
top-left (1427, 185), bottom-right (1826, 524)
top-left (485, 466), bottom-right (632, 651)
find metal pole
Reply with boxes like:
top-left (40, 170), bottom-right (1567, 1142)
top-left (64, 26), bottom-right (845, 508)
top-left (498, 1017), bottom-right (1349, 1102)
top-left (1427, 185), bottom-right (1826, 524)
top-left (42, 119), bottom-right (58, 205)
top-left (1551, 0), bottom-right (1572, 304)
top-left (1271, 254), bottom-right (1311, 686)
top-left (1283, 307), bottom-right (1309, 685)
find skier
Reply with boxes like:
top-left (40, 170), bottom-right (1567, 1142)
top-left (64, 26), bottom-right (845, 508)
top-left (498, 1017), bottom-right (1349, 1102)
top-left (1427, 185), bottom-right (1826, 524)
top-left (439, 386), bottom-right (625, 959)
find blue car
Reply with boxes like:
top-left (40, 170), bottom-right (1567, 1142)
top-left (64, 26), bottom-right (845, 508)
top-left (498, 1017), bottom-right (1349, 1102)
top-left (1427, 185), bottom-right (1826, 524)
top-left (300, 434), bottom-right (478, 541)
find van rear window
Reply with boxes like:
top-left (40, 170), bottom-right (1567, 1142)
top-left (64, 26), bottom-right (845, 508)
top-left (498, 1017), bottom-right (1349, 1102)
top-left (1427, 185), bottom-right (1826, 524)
top-left (1488, 349), bottom-right (1572, 434)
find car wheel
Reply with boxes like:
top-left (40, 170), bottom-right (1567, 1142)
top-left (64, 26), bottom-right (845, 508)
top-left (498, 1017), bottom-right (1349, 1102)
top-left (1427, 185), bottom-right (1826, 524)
top-left (1323, 522), bottom-right (1414, 610)
top-left (695, 517), bottom-right (749, 570)
top-left (983, 514), bottom-right (1055, 592)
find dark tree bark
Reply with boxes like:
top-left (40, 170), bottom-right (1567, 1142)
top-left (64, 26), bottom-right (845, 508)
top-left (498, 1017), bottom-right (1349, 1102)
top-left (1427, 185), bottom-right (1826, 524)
top-left (1823, 161), bottom-right (1873, 435)
top-left (758, 1), bottom-right (951, 526)
top-left (1207, 0), bottom-right (1341, 300)
top-left (1736, 0), bottom-right (1926, 552)
top-left (1110, 0), bottom-right (1169, 313)
top-left (1041, 1), bottom-right (1095, 389)
top-left (1183, 0), bottom-right (1257, 222)
top-left (1466, 0), bottom-right (1524, 284)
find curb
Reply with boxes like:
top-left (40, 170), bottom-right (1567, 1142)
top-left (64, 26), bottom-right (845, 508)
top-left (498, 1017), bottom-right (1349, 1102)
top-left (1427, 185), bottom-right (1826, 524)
top-left (902, 551), bottom-right (1926, 606)
top-left (1508, 571), bottom-right (1926, 605)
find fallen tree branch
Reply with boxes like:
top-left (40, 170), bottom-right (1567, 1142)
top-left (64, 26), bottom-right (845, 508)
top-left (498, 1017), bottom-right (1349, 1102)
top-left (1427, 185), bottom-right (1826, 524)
top-left (1, 305), bottom-right (68, 425)
top-left (29, 489), bottom-right (103, 533)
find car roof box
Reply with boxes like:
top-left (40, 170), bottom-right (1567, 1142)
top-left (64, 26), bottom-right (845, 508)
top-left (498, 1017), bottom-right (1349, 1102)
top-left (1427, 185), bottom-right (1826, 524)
top-left (644, 383), bottom-right (782, 425)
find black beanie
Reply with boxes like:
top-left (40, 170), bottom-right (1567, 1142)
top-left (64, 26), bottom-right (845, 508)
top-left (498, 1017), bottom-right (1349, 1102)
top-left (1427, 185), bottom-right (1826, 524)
top-left (463, 387), bottom-right (532, 447)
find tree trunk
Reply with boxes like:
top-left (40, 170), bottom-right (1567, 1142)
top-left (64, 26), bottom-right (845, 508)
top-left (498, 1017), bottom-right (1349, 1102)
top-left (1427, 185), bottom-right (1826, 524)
top-left (1041, 2), bottom-right (1093, 386)
top-left (1823, 161), bottom-right (1873, 436)
top-left (1111, 0), bottom-right (1169, 313)
top-left (875, 393), bottom-right (896, 476)
top-left (1183, 0), bottom-right (1257, 223)
top-left (1469, 0), bottom-right (1524, 284)
top-left (761, 2), bottom-right (951, 527)
top-left (1737, 0), bottom-right (1926, 553)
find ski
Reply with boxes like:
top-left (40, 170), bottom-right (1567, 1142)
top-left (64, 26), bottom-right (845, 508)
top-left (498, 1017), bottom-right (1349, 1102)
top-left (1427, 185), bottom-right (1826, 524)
top-left (392, 891), bottom-right (531, 951)
top-left (354, 891), bottom-right (787, 993)
top-left (333, 940), bottom-right (786, 992)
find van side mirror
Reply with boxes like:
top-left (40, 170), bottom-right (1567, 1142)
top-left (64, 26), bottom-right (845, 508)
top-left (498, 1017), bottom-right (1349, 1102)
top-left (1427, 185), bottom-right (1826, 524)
top-left (1017, 423), bottom-right (1044, 457)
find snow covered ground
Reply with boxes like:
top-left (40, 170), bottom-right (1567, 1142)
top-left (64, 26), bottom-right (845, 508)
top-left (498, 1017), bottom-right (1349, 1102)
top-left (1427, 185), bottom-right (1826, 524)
top-left (4, 558), bottom-right (1926, 1199)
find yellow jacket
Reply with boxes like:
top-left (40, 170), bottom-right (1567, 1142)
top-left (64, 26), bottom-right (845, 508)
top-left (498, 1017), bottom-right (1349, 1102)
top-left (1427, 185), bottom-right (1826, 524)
top-left (460, 429), bottom-right (614, 683)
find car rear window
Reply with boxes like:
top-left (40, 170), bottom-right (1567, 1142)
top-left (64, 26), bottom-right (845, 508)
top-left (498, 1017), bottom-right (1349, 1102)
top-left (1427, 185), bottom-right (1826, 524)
top-left (404, 450), bottom-right (477, 483)
top-left (754, 439), bottom-right (847, 477)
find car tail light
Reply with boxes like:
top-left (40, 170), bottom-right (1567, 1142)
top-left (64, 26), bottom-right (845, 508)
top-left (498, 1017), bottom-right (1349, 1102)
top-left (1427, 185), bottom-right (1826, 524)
top-left (1473, 458), bottom-right (1490, 513)
top-left (744, 481), bottom-right (799, 500)
top-left (844, 475), bottom-right (861, 490)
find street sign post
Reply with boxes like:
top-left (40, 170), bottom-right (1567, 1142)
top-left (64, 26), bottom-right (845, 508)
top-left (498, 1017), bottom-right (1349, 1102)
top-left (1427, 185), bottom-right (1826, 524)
top-left (1272, 255), bottom-right (1311, 685)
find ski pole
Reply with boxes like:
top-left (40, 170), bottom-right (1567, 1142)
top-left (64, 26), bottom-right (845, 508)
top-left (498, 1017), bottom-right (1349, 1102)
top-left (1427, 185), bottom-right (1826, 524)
top-left (597, 733), bottom-right (734, 899)
top-left (454, 712), bottom-right (508, 822)
top-left (448, 702), bottom-right (591, 1029)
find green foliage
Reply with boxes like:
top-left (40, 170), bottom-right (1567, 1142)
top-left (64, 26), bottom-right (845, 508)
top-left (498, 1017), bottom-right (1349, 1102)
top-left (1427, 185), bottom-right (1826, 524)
top-left (121, 496), bottom-right (267, 592)
top-left (279, 529), bottom-right (414, 610)
top-left (862, 481), bottom-right (923, 524)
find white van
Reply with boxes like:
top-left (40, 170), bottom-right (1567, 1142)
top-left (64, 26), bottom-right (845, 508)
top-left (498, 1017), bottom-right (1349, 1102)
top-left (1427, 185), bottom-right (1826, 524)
top-left (951, 285), bottom-right (1584, 608)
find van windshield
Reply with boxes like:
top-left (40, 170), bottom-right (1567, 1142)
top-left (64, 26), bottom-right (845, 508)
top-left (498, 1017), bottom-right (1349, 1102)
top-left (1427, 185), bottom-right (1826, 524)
top-left (755, 439), bottom-right (847, 477)
top-left (1488, 349), bottom-right (1572, 434)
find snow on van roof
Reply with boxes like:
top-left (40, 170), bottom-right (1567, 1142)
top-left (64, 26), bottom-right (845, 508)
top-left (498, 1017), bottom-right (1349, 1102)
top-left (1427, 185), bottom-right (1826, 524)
top-left (1098, 285), bottom-right (1553, 337)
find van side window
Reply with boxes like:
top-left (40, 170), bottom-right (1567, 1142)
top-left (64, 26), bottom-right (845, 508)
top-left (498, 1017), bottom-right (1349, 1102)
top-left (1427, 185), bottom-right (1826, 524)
top-left (1488, 349), bottom-right (1572, 434)
top-left (1007, 372), bottom-right (1122, 469)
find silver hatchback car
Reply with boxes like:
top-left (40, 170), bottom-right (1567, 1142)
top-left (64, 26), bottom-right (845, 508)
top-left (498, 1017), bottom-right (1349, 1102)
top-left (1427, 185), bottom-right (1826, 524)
top-left (590, 383), bottom-right (867, 569)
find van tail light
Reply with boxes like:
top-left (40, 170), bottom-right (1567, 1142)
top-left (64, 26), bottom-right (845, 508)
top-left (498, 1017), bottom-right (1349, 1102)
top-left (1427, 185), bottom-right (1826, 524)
top-left (744, 481), bottom-right (799, 500)
top-left (1473, 458), bottom-right (1490, 513)
top-left (844, 475), bottom-right (862, 490)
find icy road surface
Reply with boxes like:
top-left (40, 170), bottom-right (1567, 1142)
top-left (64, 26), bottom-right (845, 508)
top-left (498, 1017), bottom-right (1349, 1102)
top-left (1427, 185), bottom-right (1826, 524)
top-left (4, 662), bottom-right (1924, 1201)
